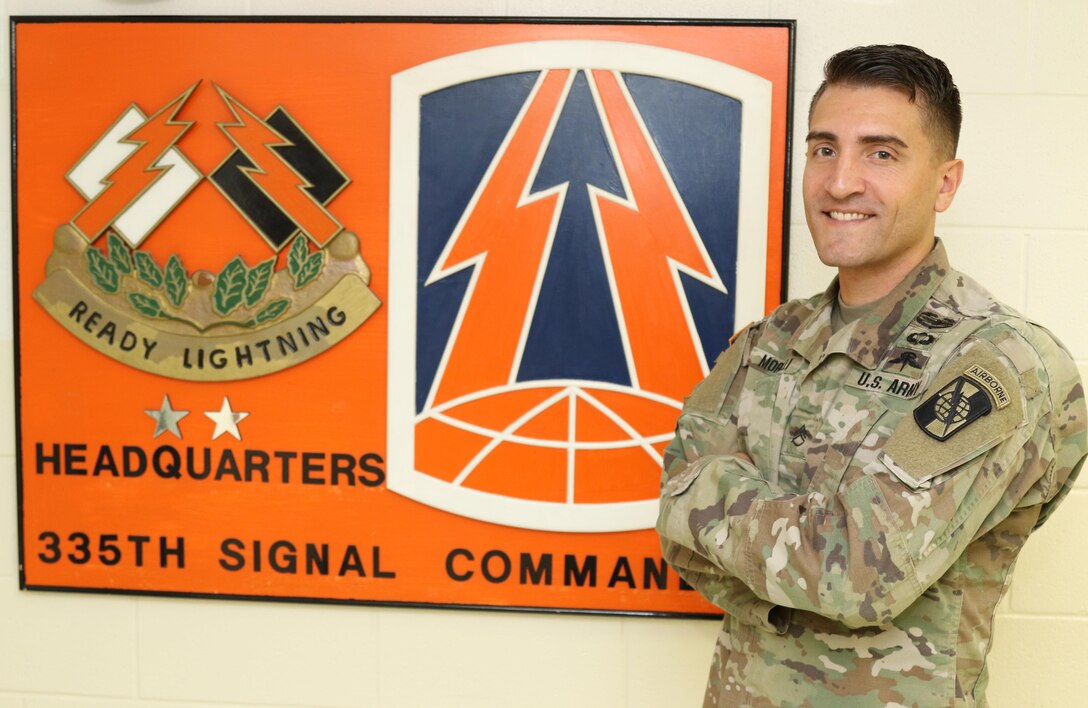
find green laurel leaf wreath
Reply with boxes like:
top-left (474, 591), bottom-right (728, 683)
top-left (288, 234), bottom-right (308, 278)
top-left (134, 251), bottom-right (164, 288)
top-left (245, 257), bottom-right (276, 307)
top-left (213, 256), bottom-right (248, 315)
top-left (294, 250), bottom-right (324, 289)
top-left (86, 248), bottom-right (120, 294)
top-left (102, 239), bottom-right (333, 331)
top-left (127, 292), bottom-right (165, 318)
top-left (165, 255), bottom-right (188, 308)
top-left (250, 298), bottom-right (290, 326)
top-left (107, 232), bottom-right (133, 274)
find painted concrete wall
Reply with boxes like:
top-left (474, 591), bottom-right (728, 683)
top-left (1, 1), bottom-right (1085, 706)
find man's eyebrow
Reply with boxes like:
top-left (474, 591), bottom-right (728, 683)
top-left (804, 131), bottom-right (910, 150)
top-left (859, 134), bottom-right (909, 149)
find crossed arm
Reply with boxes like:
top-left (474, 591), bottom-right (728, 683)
top-left (657, 334), bottom-right (1082, 629)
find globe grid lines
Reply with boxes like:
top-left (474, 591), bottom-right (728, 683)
top-left (418, 380), bottom-right (680, 502)
top-left (935, 389), bottom-right (970, 426)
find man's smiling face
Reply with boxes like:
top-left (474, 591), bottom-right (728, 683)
top-left (803, 84), bottom-right (962, 300)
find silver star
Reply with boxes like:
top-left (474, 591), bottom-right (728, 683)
top-left (145, 395), bottom-right (189, 439)
top-left (205, 396), bottom-right (249, 441)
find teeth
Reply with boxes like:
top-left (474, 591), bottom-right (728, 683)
top-left (829, 211), bottom-right (871, 221)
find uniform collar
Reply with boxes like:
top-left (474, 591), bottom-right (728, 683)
top-left (790, 239), bottom-right (950, 369)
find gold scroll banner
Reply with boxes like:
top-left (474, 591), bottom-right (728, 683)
top-left (34, 269), bottom-right (380, 381)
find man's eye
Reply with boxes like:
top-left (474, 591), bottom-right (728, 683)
top-left (873, 150), bottom-right (893, 160)
top-left (813, 146), bottom-right (835, 158)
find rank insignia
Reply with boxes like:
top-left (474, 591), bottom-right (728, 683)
top-left (790, 424), bottom-right (814, 447)
top-left (914, 376), bottom-right (993, 441)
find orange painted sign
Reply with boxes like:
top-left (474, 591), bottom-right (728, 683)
top-left (13, 18), bottom-right (793, 615)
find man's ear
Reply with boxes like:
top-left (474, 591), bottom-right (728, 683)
top-left (935, 159), bottom-right (964, 213)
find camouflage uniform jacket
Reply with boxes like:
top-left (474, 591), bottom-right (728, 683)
top-left (657, 241), bottom-right (1087, 707)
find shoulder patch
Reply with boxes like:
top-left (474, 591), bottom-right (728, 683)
top-left (883, 341), bottom-right (1025, 484)
top-left (914, 376), bottom-right (994, 441)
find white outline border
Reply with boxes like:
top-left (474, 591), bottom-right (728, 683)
top-left (388, 40), bottom-right (772, 532)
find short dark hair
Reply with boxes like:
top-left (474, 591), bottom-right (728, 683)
top-left (809, 44), bottom-right (962, 159)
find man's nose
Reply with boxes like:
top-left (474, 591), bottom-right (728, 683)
top-left (826, 154), bottom-right (865, 200)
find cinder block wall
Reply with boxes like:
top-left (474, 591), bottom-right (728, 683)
top-left (1, 1), bottom-right (1084, 706)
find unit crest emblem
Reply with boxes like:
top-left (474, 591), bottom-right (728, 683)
top-left (33, 83), bottom-right (380, 381)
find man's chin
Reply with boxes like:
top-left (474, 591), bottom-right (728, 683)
top-left (810, 240), bottom-right (871, 270)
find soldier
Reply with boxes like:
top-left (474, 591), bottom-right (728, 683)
top-left (657, 44), bottom-right (1087, 707)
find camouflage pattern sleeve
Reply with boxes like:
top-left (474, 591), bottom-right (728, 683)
top-left (658, 328), bottom-right (1087, 630)
top-left (658, 324), bottom-right (790, 632)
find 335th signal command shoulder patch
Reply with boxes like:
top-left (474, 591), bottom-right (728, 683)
top-left (915, 376), bottom-right (994, 441)
top-left (882, 343), bottom-right (1024, 488)
top-left (914, 363), bottom-right (1013, 442)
